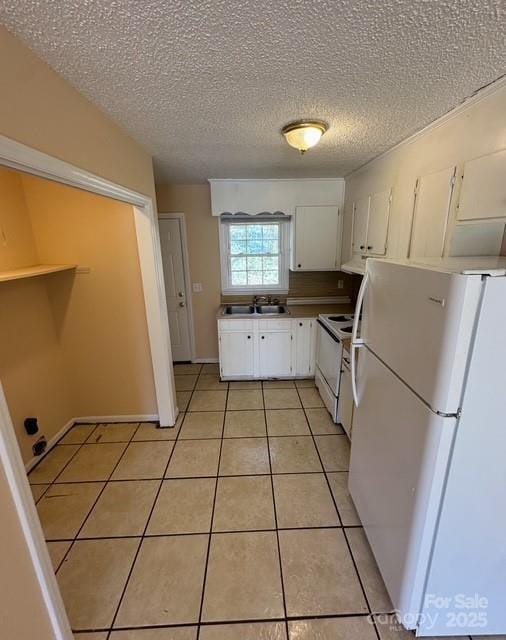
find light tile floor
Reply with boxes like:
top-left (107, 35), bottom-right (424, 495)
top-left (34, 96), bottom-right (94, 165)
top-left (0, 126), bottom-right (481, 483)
top-left (27, 364), bottom-right (475, 639)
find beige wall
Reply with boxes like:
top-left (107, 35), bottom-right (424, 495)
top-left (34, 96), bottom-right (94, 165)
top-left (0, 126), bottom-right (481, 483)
top-left (0, 170), bottom-right (74, 463)
top-left (22, 174), bottom-right (157, 419)
top-left (0, 167), bottom-right (157, 462)
top-left (156, 184), bottom-right (221, 359)
top-left (0, 29), bottom-right (160, 640)
top-left (343, 84), bottom-right (506, 262)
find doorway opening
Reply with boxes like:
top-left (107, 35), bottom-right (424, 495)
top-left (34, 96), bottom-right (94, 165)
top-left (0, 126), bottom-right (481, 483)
top-left (0, 134), bottom-right (176, 640)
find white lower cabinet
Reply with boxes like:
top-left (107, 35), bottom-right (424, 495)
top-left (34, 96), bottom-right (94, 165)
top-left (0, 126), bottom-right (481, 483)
top-left (293, 319), bottom-right (317, 376)
top-left (218, 317), bottom-right (316, 379)
top-left (258, 330), bottom-right (292, 377)
top-left (218, 322), bottom-right (255, 378)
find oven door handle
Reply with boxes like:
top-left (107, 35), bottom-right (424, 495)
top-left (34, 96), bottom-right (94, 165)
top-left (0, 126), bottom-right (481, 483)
top-left (351, 271), bottom-right (369, 407)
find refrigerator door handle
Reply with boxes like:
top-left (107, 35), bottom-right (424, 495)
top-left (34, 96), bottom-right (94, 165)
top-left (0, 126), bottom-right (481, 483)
top-left (351, 270), bottom-right (369, 406)
top-left (351, 342), bottom-right (362, 407)
top-left (352, 271), bottom-right (369, 346)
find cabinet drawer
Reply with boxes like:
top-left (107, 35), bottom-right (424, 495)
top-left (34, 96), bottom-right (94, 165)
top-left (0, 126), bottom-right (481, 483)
top-left (218, 319), bottom-right (255, 332)
top-left (258, 319), bottom-right (291, 331)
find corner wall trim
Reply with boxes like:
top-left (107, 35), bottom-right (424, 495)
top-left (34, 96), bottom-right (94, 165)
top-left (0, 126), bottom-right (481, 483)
top-left (0, 132), bottom-right (177, 640)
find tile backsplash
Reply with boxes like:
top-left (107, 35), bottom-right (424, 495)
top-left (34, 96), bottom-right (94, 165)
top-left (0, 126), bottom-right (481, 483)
top-left (221, 270), bottom-right (361, 303)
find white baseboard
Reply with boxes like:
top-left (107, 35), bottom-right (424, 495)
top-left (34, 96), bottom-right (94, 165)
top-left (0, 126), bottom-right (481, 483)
top-left (74, 414), bottom-right (158, 424)
top-left (24, 414), bottom-right (159, 472)
top-left (192, 357), bottom-right (219, 363)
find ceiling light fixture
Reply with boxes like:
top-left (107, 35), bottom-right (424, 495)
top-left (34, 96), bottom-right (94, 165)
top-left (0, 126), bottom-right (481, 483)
top-left (281, 120), bottom-right (328, 154)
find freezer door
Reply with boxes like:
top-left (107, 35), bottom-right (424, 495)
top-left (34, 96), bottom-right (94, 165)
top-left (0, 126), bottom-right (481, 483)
top-left (349, 347), bottom-right (456, 624)
top-left (362, 260), bottom-right (482, 413)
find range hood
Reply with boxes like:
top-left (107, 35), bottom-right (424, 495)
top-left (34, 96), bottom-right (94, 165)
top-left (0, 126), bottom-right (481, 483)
top-left (209, 178), bottom-right (344, 216)
top-left (341, 255), bottom-right (368, 275)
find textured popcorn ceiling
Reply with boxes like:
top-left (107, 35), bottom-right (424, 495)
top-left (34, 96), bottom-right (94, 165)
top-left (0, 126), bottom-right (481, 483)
top-left (0, 1), bottom-right (505, 183)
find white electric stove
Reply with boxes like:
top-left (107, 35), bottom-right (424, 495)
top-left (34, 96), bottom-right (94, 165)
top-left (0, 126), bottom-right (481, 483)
top-left (315, 314), bottom-right (355, 422)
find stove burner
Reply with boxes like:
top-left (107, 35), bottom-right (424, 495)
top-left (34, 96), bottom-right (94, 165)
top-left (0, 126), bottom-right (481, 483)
top-left (328, 315), bottom-right (350, 322)
top-left (340, 326), bottom-right (353, 333)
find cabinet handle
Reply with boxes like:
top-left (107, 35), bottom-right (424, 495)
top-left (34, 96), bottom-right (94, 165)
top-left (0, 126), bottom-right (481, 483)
top-left (359, 245), bottom-right (365, 250)
top-left (367, 246), bottom-right (373, 250)
top-left (261, 336), bottom-right (265, 339)
top-left (297, 263), bottom-right (302, 268)
top-left (299, 322), bottom-right (303, 326)
top-left (247, 335), bottom-right (251, 339)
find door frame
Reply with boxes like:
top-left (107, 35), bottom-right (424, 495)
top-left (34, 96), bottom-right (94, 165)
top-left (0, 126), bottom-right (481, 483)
top-left (0, 133), bottom-right (177, 640)
top-left (158, 212), bottom-right (196, 361)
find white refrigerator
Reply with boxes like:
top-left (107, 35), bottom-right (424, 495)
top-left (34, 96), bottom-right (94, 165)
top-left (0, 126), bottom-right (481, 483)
top-left (349, 257), bottom-right (506, 637)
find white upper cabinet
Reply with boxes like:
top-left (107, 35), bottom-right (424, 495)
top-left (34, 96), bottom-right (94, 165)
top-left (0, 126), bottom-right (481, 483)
top-left (291, 205), bottom-right (341, 270)
top-left (352, 196), bottom-right (369, 253)
top-left (352, 189), bottom-right (391, 256)
top-left (410, 166), bottom-right (456, 258)
top-left (457, 148), bottom-right (506, 221)
top-left (367, 189), bottom-right (391, 255)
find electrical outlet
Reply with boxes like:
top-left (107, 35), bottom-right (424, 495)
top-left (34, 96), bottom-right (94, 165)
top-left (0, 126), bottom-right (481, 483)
top-left (338, 280), bottom-right (344, 289)
top-left (192, 283), bottom-right (203, 293)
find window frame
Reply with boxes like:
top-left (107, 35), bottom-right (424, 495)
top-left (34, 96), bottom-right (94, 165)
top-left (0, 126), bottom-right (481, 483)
top-left (219, 217), bottom-right (290, 295)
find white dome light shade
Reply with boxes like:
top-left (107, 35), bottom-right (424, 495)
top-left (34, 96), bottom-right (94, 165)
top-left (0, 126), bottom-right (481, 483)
top-left (281, 120), bottom-right (328, 153)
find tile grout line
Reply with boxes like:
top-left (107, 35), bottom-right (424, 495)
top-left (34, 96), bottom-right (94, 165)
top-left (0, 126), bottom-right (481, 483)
top-left (195, 368), bottom-right (228, 639)
top-left (28, 423), bottom-right (99, 502)
top-left (293, 384), bottom-right (383, 640)
top-left (41, 367), bottom-right (391, 636)
top-left (261, 381), bottom-right (290, 639)
top-left (105, 364), bottom-right (202, 639)
top-left (46, 523), bottom-right (364, 544)
top-left (74, 610), bottom-right (384, 635)
top-left (51, 422), bottom-right (143, 577)
top-left (30, 468), bottom-right (350, 487)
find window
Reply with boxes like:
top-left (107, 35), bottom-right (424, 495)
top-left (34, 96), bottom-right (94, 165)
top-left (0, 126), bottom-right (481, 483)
top-left (220, 216), bottom-right (289, 294)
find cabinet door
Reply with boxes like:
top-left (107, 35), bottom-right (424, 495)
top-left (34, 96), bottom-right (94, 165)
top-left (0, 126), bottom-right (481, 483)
top-left (293, 319), bottom-right (314, 376)
top-left (338, 365), bottom-right (354, 438)
top-left (293, 205), bottom-right (340, 270)
top-left (366, 189), bottom-right (391, 255)
top-left (352, 197), bottom-right (369, 253)
top-left (219, 331), bottom-right (254, 377)
top-left (258, 330), bottom-right (292, 378)
top-left (410, 167), bottom-right (456, 258)
top-left (457, 148), bottom-right (506, 221)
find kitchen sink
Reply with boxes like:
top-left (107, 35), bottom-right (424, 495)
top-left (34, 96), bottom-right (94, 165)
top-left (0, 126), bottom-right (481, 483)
top-left (223, 305), bottom-right (255, 315)
top-left (222, 304), bottom-right (290, 316)
top-left (255, 305), bottom-right (288, 314)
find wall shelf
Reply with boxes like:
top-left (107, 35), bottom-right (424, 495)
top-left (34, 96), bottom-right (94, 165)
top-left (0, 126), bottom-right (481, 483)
top-left (0, 264), bottom-right (76, 283)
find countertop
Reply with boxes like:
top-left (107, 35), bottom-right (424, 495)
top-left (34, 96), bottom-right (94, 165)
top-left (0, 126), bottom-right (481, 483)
top-left (217, 303), bottom-right (355, 319)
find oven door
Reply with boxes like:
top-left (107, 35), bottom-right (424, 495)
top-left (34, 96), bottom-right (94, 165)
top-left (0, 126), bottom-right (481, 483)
top-left (316, 320), bottom-right (342, 395)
